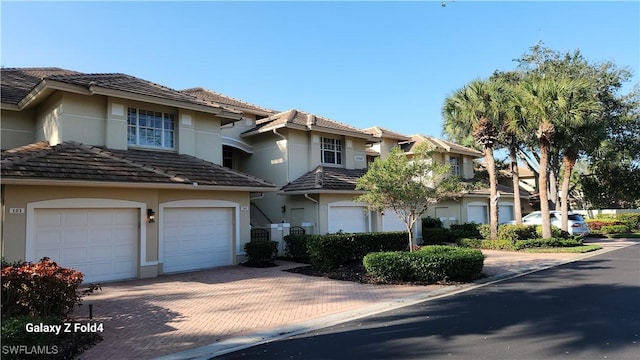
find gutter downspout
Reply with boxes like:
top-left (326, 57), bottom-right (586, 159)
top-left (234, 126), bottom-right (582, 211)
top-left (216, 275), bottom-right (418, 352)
top-left (273, 129), bottom-right (289, 183)
top-left (304, 193), bottom-right (319, 235)
top-left (250, 192), bottom-right (264, 200)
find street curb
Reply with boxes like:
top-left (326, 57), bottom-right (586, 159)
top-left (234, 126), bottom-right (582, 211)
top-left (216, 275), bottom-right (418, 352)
top-left (154, 241), bottom-right (638, 360)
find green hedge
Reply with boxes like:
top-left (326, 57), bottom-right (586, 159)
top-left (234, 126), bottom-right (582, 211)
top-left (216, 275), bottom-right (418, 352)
top-left (616, 213), bottom-right (640, 230)
top-left (514, 237), bottom-right (583, 250)
top-left (421, 228), bottom-right (450, 245)
top-left (244, 239), bottom-right (278, 267)
top-left (363, 246), bottom-right (484, 283)
top-left (586, 218), bottom-right (623, 231)
top-left (535, 225), bottom-right (568, 239)
top-left (449, 223), bottom-right (482, 240)
top-left (498, 224), bottom-right (538, 241)
top-left (305, 232), bottom-right (408, 271)
top-left (601, 224), bottom-right (631, 234)
top-left (478, 224), bottom-right (492, 239)
top-left (283, 234), bottom-right (312, 263)
top-left (456, 238), bottom-right (516, 250)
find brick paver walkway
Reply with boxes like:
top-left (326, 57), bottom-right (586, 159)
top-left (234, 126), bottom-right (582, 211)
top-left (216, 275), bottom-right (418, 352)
top-left (74, 239), bottom-right (635, 360)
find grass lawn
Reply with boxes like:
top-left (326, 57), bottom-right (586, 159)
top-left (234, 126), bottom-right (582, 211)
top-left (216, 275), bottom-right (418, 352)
top-left (522, 245), bottom-right (603, 253)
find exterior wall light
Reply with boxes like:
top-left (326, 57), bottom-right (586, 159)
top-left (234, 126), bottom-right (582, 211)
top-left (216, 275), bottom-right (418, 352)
top-left (147, 209), bottom-right (156, 223)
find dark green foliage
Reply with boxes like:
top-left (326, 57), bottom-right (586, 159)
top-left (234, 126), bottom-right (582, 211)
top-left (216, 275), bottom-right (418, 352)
top-left (498, 224), bottom-right (538, 241)
top-left (449, 223), bottom-right (482, 240)
top-left (305, 232), bottom-right (408, 271)
top-left (363, 246), bottom-right (484, 283)
top-left (283, 234), bottom-right (311, 263)
top-left (615, 213), bottom-right (640, 230)
top-left (422, 216), bottom-right (443, 228)
top-left (456, 238), bottom-right (517, 250)
top-left (514, 237), bottom-right (583, 250)
top-left (1, 258), bottom-right (99, 321)
top-left (244, 239), bottom-right (278, 267)
top-left (421, 227), bottom-right (450, 245)
top-left (601, 224), bottom-right (631, 234)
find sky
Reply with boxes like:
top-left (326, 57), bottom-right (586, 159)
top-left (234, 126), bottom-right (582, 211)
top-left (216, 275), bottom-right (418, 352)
top-left (1, 1), bottom-right (638, 139)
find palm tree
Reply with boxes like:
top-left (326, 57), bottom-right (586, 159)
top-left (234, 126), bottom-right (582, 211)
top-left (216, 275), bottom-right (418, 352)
top-left (520, 75), bottom-right (594, 238)
top-left (555, 84), bottom-right (601, 231)
top-left (492, 72), bottom-right (530, 224)
top-left (443, 79), bottom-right (501, 239)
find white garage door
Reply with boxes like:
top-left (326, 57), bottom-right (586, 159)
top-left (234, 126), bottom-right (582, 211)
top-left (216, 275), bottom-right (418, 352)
top-left (33, 208), bottom-right (138, 283)
top-left (162, 207), bottom-right (233, 273)
top-left (499, 205), bottom-right (514, 224)
top-left (329, 206), bottom-right (367, 233)
top-left (382, 209), bottom-right (406, 232)
top-left (468, 205), bottom-right (488, 224)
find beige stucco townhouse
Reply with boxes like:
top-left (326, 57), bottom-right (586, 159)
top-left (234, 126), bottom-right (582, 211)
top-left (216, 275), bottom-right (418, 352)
top-left (0, 68), bottom-right (276, 283)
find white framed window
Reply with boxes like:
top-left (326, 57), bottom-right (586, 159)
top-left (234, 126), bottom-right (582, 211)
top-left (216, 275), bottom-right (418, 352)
top-left (321, 137), bottom-right (342, 165)
top-left (449, 156), bottom-right (460, 176)
top-left (127, 108), bottom-right (175, 149)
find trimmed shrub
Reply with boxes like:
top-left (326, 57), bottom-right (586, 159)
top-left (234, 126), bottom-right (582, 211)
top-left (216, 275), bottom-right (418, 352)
top-left (244, 239), bottom-right (278, 267)
top-left (616, 213), bottom-right (640, 230)
top-left (449, 223), bottom-right (482, 240)
top-left (422, 216), bottom-right (443, 228)
top-left (478, 224), bottom-right (492, 239)
top-left (283, 234), bottom-right (311, 263)
top-left (586, 218), bottom-right (623, 231)
top-left (363, 246), bottom-right (484, 283)
top-left (422, 227), bottom-right (450, 245)
top-left (1, 258), bottom-right (99, 320)
top-left (535, 225), bottom-right (569, 239)
top-left (514, 237), bottom-right (583, 250)
top-left (601, 224), bottom-right (631, 234)
top-left (498, 224), bottom-right (538, 241)
top-left (305, 232), bottom-right (409, 271)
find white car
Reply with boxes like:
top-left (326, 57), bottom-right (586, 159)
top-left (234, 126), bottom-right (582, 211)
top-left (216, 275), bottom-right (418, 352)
top-left (507, 211), bottom-right (590, 236)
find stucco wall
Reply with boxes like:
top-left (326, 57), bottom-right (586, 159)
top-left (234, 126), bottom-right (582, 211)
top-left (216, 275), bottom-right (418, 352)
top-left (1, 109), bottom-right (36, 149)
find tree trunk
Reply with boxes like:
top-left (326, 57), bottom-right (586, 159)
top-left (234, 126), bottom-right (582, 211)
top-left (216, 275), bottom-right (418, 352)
top-left (539, 140), bottom-right (552, 238)
top-left (407, 212), bottom-right (415, 252)
top-left (549, 168), bottom-right (558, 210)
top-left (485, 146), bottom-right (499, 240)
top-left (510, 145), bottom-right (523, 224)
top-left (560, 154), bottom-right (577, 232)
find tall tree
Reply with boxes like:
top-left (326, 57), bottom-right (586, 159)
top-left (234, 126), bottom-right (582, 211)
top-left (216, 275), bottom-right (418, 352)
top-left (520, 75), bottom-right (595, 237)
top-left (442, 79), bottom-right (501, 239)
top-left (355, 144), bottom-right (460, 250)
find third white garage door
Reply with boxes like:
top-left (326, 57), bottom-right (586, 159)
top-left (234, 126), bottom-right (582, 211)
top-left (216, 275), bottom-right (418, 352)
top-left (162, 207), bottom-right (233, 273)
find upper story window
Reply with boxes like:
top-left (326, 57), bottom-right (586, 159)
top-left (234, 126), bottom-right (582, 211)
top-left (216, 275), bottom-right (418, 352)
top-left (222, 146), bottom-right (233, 169)
top-left (321, 137), bottom-right (342, 165)
top-left (127, 108), bottom-right (175, 149)
top-left (449, 156), bottom-right (461, 177)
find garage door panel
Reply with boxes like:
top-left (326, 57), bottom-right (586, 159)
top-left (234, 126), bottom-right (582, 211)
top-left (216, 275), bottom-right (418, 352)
top-left (33, 208), bottom-right (138, 283)
top-left (329, 206), bottom-right (367, 233)
top-left (162, 207), bottom-right (233, 274)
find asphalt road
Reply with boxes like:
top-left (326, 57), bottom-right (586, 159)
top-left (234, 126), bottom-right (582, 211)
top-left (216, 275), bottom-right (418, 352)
top-left (215, 244), bottom-right (640, 360)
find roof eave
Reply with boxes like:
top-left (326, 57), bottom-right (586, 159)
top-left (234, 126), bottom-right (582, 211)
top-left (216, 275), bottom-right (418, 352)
top-left (0, 178), bottom-right (277, 192)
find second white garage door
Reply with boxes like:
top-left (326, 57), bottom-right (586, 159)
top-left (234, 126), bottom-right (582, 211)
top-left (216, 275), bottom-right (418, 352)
top-left (328, 205), bottom-right (367, 233)
top-left (162, 207), bottom-right (233, 273)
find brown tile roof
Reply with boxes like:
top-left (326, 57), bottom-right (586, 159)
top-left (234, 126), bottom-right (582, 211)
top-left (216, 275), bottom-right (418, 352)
top-left (363, 126), bottom-right (410, 141)
top-left (0, 67), bottom-right (80, 105)
top-left (242, 109), bottom-right (374, 140)
top-left (401, 134), bottom-right (483, 157)
top-left (181, 87), bottom-right (277, 116)
top-left (1, 68), bottom-right (241, 117)
top-left (463, 181), bottom-right (531, 198)
top-left (280, 166), bottom-right (367, 193)
top-left (1, 142), bottom-right (275, 189)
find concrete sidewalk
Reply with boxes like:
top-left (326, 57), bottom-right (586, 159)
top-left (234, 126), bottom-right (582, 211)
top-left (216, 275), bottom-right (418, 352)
top-left (74, 239), bottom-right (636, 360)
